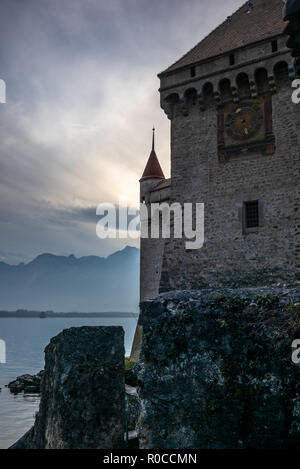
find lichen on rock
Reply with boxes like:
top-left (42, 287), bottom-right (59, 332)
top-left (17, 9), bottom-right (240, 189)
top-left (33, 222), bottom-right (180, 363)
top-left (11, 326), bottom-right (125, 449)
top-left (136, 286), bottom-right (300, 449)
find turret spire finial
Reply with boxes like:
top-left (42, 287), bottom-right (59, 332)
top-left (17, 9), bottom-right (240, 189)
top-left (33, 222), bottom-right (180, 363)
top-left (140, 126), bottom-right (165, 181)
top-left (152, 126), bottom-right (155, 152)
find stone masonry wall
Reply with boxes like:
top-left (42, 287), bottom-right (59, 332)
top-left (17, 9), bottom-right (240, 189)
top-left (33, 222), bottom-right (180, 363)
top-left (291, 95), bottom-right (300, 280)
top-left (140, 182), bottom-right (170, 303)
top-left (159, 41), bottom-right (299, 290)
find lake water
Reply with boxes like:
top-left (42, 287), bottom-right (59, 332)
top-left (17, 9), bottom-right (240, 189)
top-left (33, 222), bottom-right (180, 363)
top-left (0, 317), bottom-right (137, 449)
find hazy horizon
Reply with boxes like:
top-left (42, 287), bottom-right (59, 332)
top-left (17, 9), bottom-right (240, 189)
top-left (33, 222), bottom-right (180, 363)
top-left (0, 245), bottom-right (140, 312)
top-left (0, 0), bottom-right (243, 264)
top-left (0, 245), bottom-right (139, 266)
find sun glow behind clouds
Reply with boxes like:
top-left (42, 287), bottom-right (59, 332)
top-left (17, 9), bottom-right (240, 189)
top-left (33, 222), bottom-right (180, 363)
top-left (0, 0), bottom-right (242, 263)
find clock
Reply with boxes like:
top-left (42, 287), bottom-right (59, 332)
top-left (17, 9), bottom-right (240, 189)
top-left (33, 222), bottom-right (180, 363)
top-left (217, 96), bottom-right (275, 162)
top-left (225, 102), bottom-right (263, 141)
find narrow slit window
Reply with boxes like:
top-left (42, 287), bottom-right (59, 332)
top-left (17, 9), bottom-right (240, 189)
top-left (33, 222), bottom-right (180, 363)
top-left (229, 53), bottom-right (235, 66)
top-left (271, 40), bottom-right (278, 53)
top-left (190, 66), bottom-right (196, 78)
top-left (245, 201), bottom-right (259, 229)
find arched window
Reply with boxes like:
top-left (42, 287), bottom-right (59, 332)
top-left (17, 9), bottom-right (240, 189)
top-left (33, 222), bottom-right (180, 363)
top-left (236, 73), bottom-right (251, 99)
top-left (202, 82), bottom-right (214, 105)
top-left (219, 78), bottom-right (232, 102)
top-left (255, 68), bottom-right (269, 94)
top-left (164, 93), bottom-right (180, 118)
top-left (184, 88), bottom-right (197, 107)
top-left (274, 61), bottom-right (289, 87)
top-left (165, 93), bottom-right (179, 105)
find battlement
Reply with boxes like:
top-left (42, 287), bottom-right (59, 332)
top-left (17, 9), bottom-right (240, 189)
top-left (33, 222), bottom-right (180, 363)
top-left (160, 43), bottom-right (293, 120)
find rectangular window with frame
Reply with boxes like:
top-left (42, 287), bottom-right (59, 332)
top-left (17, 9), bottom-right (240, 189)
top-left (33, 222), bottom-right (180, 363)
top-left (271, 40), bottom-right (278, 53)
top-left (190, 66), bottom-right (196, 78)
top-left (243, 200), bottom-right (262, 233)
top-left (229, 53), bottom-right (235, 66)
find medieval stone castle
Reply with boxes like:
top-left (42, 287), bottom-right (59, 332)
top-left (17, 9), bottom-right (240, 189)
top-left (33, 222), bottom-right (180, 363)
top-left (131, 0), bottom-right (300, 360)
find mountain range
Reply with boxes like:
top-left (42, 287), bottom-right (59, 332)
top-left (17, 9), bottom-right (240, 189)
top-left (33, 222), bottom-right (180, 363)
top-left (0, 246), bottom-right (139, 312)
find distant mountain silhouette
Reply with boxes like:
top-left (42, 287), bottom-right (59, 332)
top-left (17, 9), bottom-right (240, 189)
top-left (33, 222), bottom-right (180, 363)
top-left (0, 246), bottom-right (139, 312)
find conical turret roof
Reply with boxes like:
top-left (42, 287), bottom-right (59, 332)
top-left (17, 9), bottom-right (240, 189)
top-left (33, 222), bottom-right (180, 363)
top-left (140, 128), bottom-right (165, 181)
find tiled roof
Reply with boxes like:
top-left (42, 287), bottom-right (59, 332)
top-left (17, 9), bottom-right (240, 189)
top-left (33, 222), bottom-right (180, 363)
top-left (150, 178), bottom-right (171, 192)
top-left (140, 150), bottom-right (165, 181)
top-left (160, 0), bottom-right (285, 75)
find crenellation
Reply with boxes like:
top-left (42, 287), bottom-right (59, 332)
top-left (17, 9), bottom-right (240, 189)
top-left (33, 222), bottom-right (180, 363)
top-left (160, 45), bottom-right (290, 94)
top-left (160, 50), bottom-right (296, 121)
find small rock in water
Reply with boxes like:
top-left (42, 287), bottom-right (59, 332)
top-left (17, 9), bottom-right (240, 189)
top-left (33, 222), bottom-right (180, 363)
top-left (7, 371), bottom-right (44, 394)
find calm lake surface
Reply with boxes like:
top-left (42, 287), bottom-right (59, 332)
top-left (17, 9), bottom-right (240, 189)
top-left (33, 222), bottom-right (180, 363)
top-left (0, 317), bottom-right (137, 449)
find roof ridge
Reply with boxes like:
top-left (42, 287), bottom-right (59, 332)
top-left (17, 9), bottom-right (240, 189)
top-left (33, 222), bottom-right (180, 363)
top-left (160, 1), bottom-right (249, 76)
top-left (159, 0), bottom-right (285, 76)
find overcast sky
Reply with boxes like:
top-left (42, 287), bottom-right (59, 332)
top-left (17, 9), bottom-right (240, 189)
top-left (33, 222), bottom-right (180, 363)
top-left (0, 0), bottom-right (242, 264)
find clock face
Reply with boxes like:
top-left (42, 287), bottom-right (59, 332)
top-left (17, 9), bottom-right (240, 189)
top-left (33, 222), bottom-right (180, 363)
top-left (225, 102), bottom-right (264, 141)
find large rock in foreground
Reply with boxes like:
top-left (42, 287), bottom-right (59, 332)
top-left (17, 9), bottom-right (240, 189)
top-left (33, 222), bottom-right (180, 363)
top-left (136, 286), bottom-right (300, 449)
top-left (11, 326), bottom-right (125, 449)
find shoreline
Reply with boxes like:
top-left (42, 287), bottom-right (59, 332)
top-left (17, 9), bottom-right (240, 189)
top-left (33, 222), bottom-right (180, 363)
top-left (0, 311), bottom-right (138, 319)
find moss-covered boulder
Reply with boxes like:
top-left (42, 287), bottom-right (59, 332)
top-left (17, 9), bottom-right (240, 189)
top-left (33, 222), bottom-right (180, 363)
top-left (136, 286), bottom-right (300, 449)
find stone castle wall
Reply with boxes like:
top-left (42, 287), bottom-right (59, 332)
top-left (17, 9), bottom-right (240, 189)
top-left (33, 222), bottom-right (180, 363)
top-left (140, 182), bottom-right (170, 302)
top-left (291, 90), bottom-right (300, 281)
top-left (131, 182), bottom-right (169, 361)
top-left (159, 37), bottom-right (299, 290)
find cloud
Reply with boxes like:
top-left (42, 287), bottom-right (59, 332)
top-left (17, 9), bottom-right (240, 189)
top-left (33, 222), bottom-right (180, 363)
top-left (0, 0), bottom-right (242, 263)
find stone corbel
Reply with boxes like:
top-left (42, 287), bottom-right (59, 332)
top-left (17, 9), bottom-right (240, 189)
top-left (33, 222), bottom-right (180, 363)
top-left (249, 78), bottom-right (258, 98)
top-left (268, 75), bottom-right (277, 94)
top-left (295, 60), bottom-right (300, 78)
top-left (288, 64), bottom-right (296, 80)
top-left (197, 91), bottom-right (206, 112)
top-left (161, 102), bottom-right (174, 120)
top-left (179, 95), bottom-right (188, 116)
top-left (231, 86), bottom-right (239, 103)
top-left (213, 91), bottom-right (221, 106)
